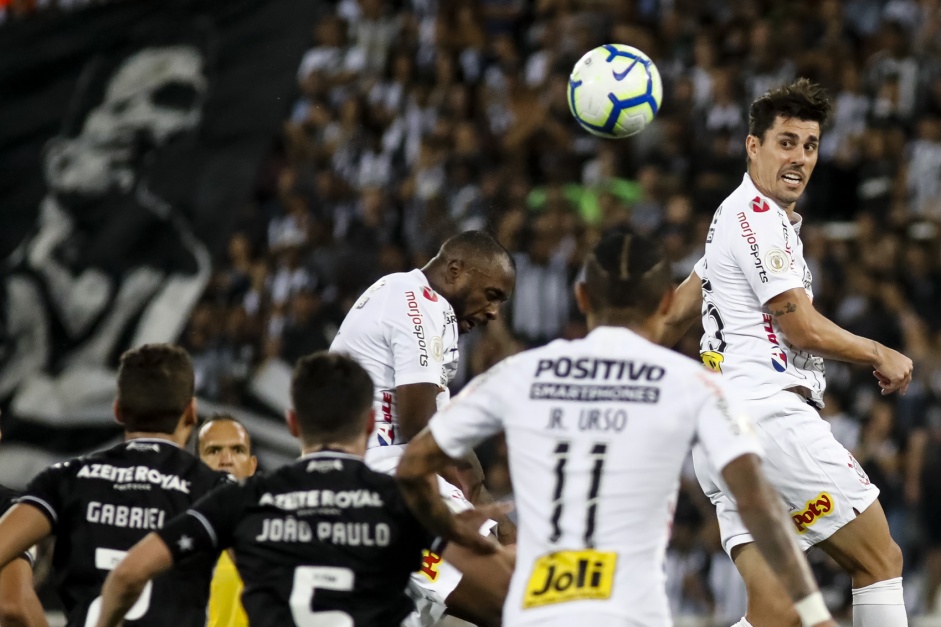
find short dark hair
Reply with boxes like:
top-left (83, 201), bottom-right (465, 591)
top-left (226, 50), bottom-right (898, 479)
top-left (748, 78), bottom-right (832, 141)
top-left (291, 352), bottom-right (374, 442)
top-left (117, 344), bottom-right (195, 434)
top-left (439, 230), bottom-right (515, 270)
top-left (197, 414), bottom-right (252, 454)
top-left (582, 230), bottom-right (671, 316)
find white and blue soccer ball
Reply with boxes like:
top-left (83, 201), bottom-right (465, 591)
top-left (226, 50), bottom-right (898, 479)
top-left (568, 44), bottom-right (663, 139)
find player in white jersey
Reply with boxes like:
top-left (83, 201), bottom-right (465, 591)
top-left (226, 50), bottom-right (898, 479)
top-left (397, 231), bottom-right (837, 627)
top-left (330, 230), bottom-right (516, 626)
top-left (664, 79), bottom-right (913, 627)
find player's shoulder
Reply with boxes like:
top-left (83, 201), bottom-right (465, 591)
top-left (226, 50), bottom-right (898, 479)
top-left (719, 177), bottom-right (788, 227)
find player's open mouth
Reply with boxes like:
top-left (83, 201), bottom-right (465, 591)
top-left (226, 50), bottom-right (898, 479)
top-left (781, 172), bottom-right (802, 185)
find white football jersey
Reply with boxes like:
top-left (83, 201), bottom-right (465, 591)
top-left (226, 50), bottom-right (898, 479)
top-left (695, 174), bottom-right (826, 407)
top-left (428, 326), bottom-right (762, 626)
top-left (330, 269), bottom-right (460, 449)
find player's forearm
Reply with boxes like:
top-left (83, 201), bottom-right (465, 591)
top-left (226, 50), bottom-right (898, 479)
top-left (397, 472), bottom-right (458, 539)
top-left (739, 493), bottom-right (820, 602)
top-left (472, 484), bottom-right (517, 545)
top-left (661, 272), bottom-right (702, 348)
top-left (773, 300), bottom-right (881, 364)
top-left (0, 561), bottom-right (48, 627)
top-left (95, 567), bottom-right (148, 627)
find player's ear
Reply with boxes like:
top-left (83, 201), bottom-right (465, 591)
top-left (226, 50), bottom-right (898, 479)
top-left (182, 398), bottom-right (198, 428)
top-left (446, 258), bottom-right (464, 284)
top-left (574, 281), bottom-right (591, 316)
top-left (364, 408), bottom-right (376, 438)
top-left (657, 286), bottom-right (675, 317)
top-left (285, 409), bottom-right (301, 439)
top-left (113, 399), bottom-right (125, 426)
top-left (745, 134), bottom-right (760, 161)
top-left (249, 455), bottom-right (258, 475)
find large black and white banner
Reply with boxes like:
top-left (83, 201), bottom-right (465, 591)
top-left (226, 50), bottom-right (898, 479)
top-left (0, 0), bottom-right (318, 453)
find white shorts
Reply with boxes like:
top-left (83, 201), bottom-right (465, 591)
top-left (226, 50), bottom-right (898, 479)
top-left (366, 446), bottom-right (496, 627)
top-left (692, 390), bottom-right (880, 554)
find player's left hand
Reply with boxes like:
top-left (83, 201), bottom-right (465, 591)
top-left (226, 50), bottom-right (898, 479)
top-left (449, 502), bottom-right (514, 554)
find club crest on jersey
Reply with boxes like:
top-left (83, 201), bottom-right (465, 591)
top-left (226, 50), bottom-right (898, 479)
top-left (791, 492), bottom-right (834, 533)
top-left (847, 452), bottom-right (871, 486)
top-left (421, 286), bottom-right (438, 302)
top-left (751, 196), bottom-right (770, 213)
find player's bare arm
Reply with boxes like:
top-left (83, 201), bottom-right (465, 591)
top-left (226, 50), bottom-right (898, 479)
top-left (397, 383), bottom-right (517, 543)
top-left (661, 269), bottom-right (702, 348)
top-left (0, 506), bottom-right (51, 576)
top-left (721, 454), bottom-right (838, 627)
top-left (396, 427), bottom-right (508, 555)
top-left (766, 287), bottom-right (913, 394)
top-left (95, 533), bottom-right (173, 627)
top-left (0, 559), bottom-right (48, 627)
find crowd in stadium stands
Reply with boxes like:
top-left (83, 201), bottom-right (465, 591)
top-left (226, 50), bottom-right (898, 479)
top-left (9, 0), bottom-right (941, 623)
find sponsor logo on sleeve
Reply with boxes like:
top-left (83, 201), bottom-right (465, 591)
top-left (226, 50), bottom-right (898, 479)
top-left (751, 196), bottom-right (770, 213)
top-left (701, 351), bottom-right (724, 373)
top-left (419, 550), bottom-right (442, 581)
top-left (737, 212), bottom-right (768, 283)
top-left (404, 291), bottom-right (429, 366)
top-left (765, 248), bottom-right (790, 274)
top-left (430, 336), bottom-right (443, 362)
top-left (421, 286), bottom-right (438, 302)
top-left (762, 314), bottom-right (788, 372)
top-left (791, 492), bottom-right (834, 533)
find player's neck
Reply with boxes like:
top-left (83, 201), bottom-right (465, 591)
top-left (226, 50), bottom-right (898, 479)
top-left (419, 261), bottom-right (448, 297)
top-left (747, 171), bottom-right (797, 218)
top-left (588, 313), bottom-right (659, 344)
top-left (299, 442), bottom-right (365, 458)
top-left (123, 431), bottom-right (185, 448)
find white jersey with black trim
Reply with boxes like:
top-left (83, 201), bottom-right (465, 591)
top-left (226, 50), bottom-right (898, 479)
top-left (330, 269), bottom-right (460, 449)
top-left (427, 326), bottom-right (762, 626)
top-left (695, 174), bottom-right (826, 407)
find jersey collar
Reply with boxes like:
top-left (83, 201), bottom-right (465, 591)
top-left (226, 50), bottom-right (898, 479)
top-left (127, 437), bottom-right (182, 449)
top-left (297, 450), bottom-right (363, 462)
top-left (742, 173), bottom-right (804, 229)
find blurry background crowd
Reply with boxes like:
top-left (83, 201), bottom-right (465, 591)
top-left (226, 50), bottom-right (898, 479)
top-left (6, 0), bottom-right (941, 624)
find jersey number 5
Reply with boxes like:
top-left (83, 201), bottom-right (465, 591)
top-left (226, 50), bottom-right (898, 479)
top-left (550, 442), bottom-right (608, 547)
top-left (290, 566), bottom-right (355, 626)
top-left (84, 548), bottom-right (153, 627)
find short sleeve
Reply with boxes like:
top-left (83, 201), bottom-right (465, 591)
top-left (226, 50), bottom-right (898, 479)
top-left (19, 463), bottom-right (68, 530)
top-left (727, 204), bottom-right (804, 305)
top-left (693, 255), bottom-right (706, 278)
top-left (387, 288), bottom-right (449, 389)
top-left (156, 482), bottom-right (244, 563)
top-left (428, 365), bottom-right (508, 459)
top-left (691, 370), bottom-right (763, 472)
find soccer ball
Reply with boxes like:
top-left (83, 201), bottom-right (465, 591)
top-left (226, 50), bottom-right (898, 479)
top-left (568, 44), bottom-right (663, 139)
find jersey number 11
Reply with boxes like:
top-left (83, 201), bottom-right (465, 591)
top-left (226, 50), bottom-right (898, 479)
top-left (549, 442), bottom-right (608, 548)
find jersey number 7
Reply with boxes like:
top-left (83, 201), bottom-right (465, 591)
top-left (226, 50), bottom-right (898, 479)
top-left (550, 442), bottom-right (608, 547)
top-left (290, 566), bottom-right (355, 626)
top-left (85, 548), bottom-right (153, 627)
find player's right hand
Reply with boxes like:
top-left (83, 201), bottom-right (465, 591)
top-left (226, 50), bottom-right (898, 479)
top-left (872, 344), bottom-right (913, 396)
top-left (449, 502), bottom-right (514, 555)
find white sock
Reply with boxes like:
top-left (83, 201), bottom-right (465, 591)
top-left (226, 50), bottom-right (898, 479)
top-left (730, 619), bottom-right (753, 627)
top-left (852, 577), bottom-right (908, 627)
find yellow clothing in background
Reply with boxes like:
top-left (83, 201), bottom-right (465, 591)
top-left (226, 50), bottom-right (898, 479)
top-left (208, 551), bottom-right (248, 627)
